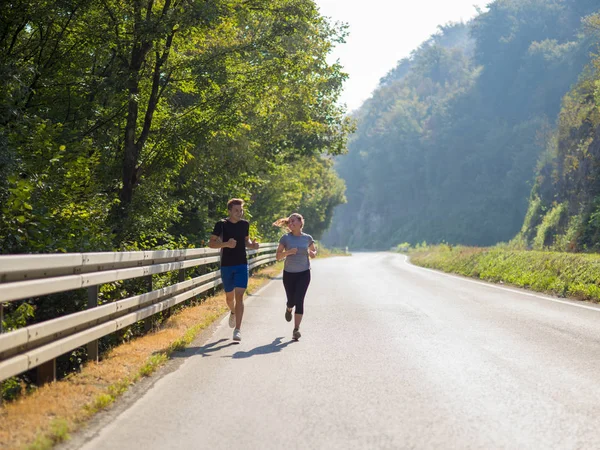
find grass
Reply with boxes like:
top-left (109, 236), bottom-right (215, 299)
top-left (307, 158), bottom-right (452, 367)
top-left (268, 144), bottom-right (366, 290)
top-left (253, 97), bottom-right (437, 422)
top-left (314, 243), bottom-right (351, 258)
top-left (26, 419), bottom-right (70, 450)
top-left (0, 261), bottom-right (285, 450)
top-left (85, 393), bottom-right (114, 414)
top-left (405, 244), bottom-right (600, 302)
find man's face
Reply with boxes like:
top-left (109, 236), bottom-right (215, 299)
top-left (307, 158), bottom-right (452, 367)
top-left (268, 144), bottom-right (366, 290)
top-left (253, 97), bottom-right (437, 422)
top-left (229, 204), bottom-right (243, 221)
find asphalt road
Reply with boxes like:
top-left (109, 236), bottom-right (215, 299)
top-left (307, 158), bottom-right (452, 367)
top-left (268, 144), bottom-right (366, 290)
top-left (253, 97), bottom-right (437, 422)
top-left (69, 252), bottom-right (600, 449)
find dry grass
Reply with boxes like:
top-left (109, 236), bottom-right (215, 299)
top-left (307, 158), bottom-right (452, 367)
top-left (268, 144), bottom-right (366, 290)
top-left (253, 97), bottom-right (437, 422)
top-left (0, 262), bottom-right (284, 450)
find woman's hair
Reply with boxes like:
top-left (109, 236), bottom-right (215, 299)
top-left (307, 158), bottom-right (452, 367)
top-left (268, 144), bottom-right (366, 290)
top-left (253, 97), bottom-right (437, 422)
top-left (273, 213), bottom-right (304, 229)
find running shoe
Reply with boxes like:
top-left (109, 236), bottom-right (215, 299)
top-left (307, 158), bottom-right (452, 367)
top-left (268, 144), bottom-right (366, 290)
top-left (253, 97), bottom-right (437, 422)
top-left (285, 308), bottom-right (292, 322)
top-left (233, 328), bottom-right (242, 342)
top-left (228, 312), bottom-right (235, 328)
top-left (292, 328), bottom-right (301, 341)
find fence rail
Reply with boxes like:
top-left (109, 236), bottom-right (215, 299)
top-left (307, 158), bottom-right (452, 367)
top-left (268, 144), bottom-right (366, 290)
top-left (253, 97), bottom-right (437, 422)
top-left (0, 244), bottom-right (278, 383)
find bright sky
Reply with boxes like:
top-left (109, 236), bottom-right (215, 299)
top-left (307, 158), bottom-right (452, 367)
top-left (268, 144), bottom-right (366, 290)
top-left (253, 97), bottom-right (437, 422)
top-left (315, 0), bottom-right (491, 112)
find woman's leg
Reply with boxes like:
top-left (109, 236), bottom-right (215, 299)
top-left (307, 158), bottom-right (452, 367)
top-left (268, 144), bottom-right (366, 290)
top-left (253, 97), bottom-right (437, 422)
top-left (282, 271), bottom-right (296, 321)
top-left (293, 270), bottom-right (311, 331)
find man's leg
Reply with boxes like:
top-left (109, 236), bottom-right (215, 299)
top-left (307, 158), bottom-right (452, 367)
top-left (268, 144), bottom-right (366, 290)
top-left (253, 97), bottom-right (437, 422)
top-left (232, 265), bottom-right (249, 330)
top-left (230, 265), bottom-right (248, 343)
top-left (225, 290), bottom-right (235, 313)
top-left (234, 287), bottom-right (245, 329)
top-left (221, 266), bottom-right (236, 328)
top-left (225, 290), bottom-right (236, 328)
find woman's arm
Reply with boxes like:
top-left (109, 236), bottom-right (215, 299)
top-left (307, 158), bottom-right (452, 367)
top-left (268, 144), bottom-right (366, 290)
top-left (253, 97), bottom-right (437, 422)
top-left (276, 243), bottom-right (297, 260)
top-left (276, 243), bottom-right (286, 261)
top-left (308, 242), bottom-right (317, 259)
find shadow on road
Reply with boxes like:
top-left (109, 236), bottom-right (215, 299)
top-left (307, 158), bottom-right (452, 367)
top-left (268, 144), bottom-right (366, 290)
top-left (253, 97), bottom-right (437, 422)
top-left (227, 337), bottom-right (294, 359)
top-left (171, 338), bottom-right (238, 358)
top-left (170, 336), bottom-right (295, 360)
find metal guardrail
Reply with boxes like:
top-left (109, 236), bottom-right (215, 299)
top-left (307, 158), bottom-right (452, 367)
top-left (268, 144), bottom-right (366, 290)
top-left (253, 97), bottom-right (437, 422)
top-left (0, 244), bottom-right (278, 383)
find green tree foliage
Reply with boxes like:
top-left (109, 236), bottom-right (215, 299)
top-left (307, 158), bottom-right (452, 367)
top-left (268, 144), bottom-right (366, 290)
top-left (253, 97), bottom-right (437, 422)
top-left (251, 155), bottom-right (346, 241)
top-left (517, 12), bottom-right (600, 252)
top-left (325, 1), bottom-right (599, 250)
top-left (0, 0), bottom-right (350, 354)
top-left (0, 0), bottom-right (350, 254)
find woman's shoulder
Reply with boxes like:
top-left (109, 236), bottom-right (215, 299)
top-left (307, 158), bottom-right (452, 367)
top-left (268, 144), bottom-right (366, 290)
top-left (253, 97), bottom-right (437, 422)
top-left (301, 232), bottom-right (314, 240)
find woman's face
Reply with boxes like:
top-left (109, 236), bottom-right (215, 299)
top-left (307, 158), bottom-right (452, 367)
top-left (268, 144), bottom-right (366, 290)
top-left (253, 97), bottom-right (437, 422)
top-left (288, 215), bottom-right (303, 232)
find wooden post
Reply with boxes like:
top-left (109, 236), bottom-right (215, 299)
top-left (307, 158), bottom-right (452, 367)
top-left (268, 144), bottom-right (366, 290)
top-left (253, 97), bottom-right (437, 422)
top-left (87, 285), bottom-right (99, 362)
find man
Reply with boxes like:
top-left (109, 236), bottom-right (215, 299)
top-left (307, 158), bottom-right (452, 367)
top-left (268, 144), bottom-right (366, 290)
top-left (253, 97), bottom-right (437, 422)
top-left (209, 198), bottom-right (259, 342)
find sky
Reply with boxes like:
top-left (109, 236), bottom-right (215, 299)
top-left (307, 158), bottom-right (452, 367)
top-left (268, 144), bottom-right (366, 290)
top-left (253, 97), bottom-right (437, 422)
top-left (314, 0), bottom-right (491, 112)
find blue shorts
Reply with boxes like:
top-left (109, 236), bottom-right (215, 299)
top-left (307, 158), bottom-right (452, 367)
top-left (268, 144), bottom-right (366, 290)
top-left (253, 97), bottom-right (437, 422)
top-left (220, 264), bottom-right (249, 292)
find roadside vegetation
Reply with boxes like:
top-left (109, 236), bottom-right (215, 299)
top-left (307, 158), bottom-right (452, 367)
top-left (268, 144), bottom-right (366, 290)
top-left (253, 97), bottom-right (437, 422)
top-left (399, 243), bottom-right (600, 302)
top-left (315, 245), bottom-right (351, 258)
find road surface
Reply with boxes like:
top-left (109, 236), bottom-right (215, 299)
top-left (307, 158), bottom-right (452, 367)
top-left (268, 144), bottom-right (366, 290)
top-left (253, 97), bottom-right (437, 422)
top-left (66, 252), bottom-right (600, 449)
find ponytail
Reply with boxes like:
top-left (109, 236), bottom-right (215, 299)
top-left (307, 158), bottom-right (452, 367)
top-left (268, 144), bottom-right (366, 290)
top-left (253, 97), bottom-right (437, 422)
top-left (272, 213), bottom-right (304, 229)
top-left (272, 217), bottom-right (290, 228)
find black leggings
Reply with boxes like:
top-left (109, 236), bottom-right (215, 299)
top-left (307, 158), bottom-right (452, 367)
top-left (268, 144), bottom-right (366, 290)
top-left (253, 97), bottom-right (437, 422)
top-left (283, 270), bottom-right (311, 315)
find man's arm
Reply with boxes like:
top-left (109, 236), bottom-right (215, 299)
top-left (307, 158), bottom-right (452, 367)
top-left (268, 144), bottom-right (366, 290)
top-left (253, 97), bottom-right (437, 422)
top-left (245, 236), bottom-right (259, 250)
top-left (208, 234), bottom-right (222, 249)
top-left (208, 234), bottom-right (236, 249)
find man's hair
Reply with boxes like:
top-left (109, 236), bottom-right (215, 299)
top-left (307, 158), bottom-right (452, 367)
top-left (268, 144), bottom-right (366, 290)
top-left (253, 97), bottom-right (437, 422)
top-left (227, 198), bottom-right (244, 210)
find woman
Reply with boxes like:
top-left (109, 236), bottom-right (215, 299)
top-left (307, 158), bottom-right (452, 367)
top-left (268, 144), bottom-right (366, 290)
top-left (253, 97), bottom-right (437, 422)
top-left (274, 213), bottom-right (317, 341)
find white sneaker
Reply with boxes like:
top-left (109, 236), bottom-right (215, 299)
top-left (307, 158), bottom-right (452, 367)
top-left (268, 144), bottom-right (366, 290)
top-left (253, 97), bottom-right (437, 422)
top-left (233, 328), bottom-right (241, 342)
top-left (228, 312), bottom-right (235, 328)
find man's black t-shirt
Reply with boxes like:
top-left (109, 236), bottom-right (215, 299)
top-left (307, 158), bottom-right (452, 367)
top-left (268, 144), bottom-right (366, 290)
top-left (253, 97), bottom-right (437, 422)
top-left (211, 219), bottom-right (249, 266)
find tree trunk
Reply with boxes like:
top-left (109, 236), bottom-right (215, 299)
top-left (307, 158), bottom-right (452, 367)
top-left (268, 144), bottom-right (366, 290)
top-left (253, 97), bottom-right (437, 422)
top-left (120, 34), bottom-right (152, 206)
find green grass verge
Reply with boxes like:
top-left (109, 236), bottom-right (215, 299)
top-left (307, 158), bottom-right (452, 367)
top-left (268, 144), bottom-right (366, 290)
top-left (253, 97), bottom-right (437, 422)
top-left (406, 245), bottom-right (600, 301)
top-left (26, 419), bottom-right (70, 450)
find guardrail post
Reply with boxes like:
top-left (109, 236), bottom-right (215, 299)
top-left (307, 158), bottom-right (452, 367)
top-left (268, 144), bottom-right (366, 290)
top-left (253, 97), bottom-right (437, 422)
top-left (87, 285), bottom-right (99, 362)
top-left (1, 303), bottom-right (3, 404)
top-left (36, 359), bottom-right (56, 385)
top-left (144, 275), bottom-right (153, 332)
top-left (164, 268), bottom-right (185, 319)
